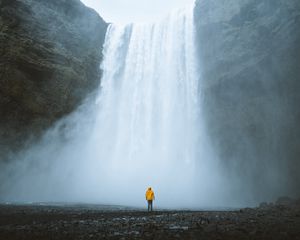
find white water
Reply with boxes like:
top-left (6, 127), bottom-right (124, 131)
top-left (89, 6), bottom-right (201, 206)
top-left (1, 5), bottom-right (229, 208)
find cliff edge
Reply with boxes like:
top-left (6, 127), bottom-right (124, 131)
top-left (0, 0), bottom-right (108, 156)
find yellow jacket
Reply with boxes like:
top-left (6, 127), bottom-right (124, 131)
top-left (145, 188), bottom-right (155, 201)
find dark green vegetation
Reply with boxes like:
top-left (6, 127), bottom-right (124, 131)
top-left (194, 0), bottom-right (300, 200)
top-left (0, 199), bottom-right (299, 239)
top-left (0, 0), bottom-right (107, 156)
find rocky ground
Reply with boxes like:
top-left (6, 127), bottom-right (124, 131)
top-left (0, 198), bottom-right (299, 240)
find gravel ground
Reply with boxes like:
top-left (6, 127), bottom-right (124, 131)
top-left (0, 201), bottom-right (299, 240)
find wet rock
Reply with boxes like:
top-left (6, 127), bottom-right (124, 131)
top-left (276, 196), bottom-right (294, 206)
top-left (0, 204), bottom-right (300, 239)
top-left (0, 0), bottom-right (108, 156)
top-left (194, 0), bottom-right (300, 199)
top-left (259, 202), bottom-right (269, 208)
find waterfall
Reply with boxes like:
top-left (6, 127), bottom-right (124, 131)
top-left (2, 4), bottom-right (225, 208)
top-left (88, 5), bottom-right (202, 206)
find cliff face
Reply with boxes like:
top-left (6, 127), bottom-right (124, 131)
top-left (194, 0), bottom-right (300, 200)
top-left (0, 0), bottom-right (108, 155)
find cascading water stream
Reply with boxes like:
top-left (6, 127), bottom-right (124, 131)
top-left (1, 1), bottom-right (293, 209)
top-left (2, 3), bottom-right (226, 208)
top-left (85, 5), bottom-right (202, 206)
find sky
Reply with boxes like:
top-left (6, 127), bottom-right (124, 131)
top-left (81, 0), bottom-right (195, 24)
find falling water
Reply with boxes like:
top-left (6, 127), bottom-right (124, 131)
top-left (87, 6), bottom-right (202, 206)
top-left (2, 4), bottom-right (226, 208)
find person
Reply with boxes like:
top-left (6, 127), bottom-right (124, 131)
top-left (145, 187), bottom-right (155, 212)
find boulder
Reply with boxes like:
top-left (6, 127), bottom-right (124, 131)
top-left (276, 196), bottom-right (294, 206)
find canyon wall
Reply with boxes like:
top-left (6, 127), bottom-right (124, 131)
top-left (0, 0), bottom-right (108, 157)
top-left (194, 0), bottom-right (300, 200)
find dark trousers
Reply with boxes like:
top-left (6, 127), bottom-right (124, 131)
top-left (147, 200), bottom-right (153, 212)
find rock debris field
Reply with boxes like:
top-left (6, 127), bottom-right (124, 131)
top-left (0, 198), bottom-right (300, 240)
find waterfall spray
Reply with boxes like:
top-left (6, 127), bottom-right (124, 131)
top-left (89, 5), bottom-right (201, 206)
top-left (0, 4), bottom-right (226, 208)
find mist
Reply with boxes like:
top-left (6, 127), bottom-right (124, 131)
top-left (0, 3), bottom-right (237, 209)
top-left (193, 0), bottom-right (300, 205)
top-left (0, 0), bottom-right (299, 209)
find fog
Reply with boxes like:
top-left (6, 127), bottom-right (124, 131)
top-left (192, 0), bottom-right (300, 205)
top-left (81, 0), bottom-right (195, 23)
top-left (1, 0), bottom-right (299, 209)
top-left (0, 3), bottom-right (240, 209)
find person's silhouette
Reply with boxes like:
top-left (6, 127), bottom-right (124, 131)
top-left (145, 187), bottom-right (155, 212)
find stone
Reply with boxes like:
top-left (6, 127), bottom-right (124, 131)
top-left (194, 0), bottom-right (300, 201)
top-left (276, 196), bottom-right (294, 206)
top-left (0, 0), bottom-right (108, 157)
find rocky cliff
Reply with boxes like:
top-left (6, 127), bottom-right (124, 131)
top-left (194, 0), bottom-right (300, 201)
top-left (0, 0), bottom-right (108, 156)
